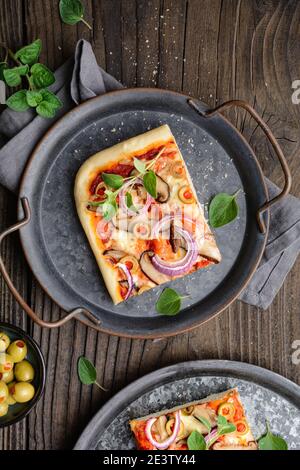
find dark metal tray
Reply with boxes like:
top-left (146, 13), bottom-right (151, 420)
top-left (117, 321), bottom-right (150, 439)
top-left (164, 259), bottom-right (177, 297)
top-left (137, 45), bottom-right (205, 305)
top-left (74, 360), bottom-right (300, 450)
top-left (0, 89), bottom-right (291, 337)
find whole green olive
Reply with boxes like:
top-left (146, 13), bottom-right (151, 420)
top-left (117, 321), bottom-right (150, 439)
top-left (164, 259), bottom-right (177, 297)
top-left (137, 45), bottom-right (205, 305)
top-left (11, 382), bottom-right (35, 403)
top-left (0, 369), bottom-right (14, 384)
top-left (14, 360), bottom-right (35, 382)
top-left (7, 340), bottom-right (27, 363)
top-left (0, 401), bottom-right (8, 417)
top-left (0, 381), bottom-right (8, 404)
top-left (0, 332), bottom-right (10, 353)
top-left (7, 382), bottom-right (16, 405)
top-left (0, 353), bottom-right (14, 374)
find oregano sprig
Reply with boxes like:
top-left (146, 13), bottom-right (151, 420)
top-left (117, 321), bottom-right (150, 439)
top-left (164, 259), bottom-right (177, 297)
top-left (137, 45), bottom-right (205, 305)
top-left (1, 39), bottom-right (62, 119)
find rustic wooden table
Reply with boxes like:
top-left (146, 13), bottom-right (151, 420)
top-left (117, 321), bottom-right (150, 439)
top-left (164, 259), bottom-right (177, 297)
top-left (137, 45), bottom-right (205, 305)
top-left (1, 0), bottom-right (300, 450)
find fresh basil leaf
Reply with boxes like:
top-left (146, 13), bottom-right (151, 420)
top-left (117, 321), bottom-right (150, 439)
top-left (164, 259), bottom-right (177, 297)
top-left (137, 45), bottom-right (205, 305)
top-left (156, 288), bottom-right (182, 316)
top-left (6, 90), bottom-right (29, 112)
top-left (77, 356), bottom-right (96, 385)
top-left (217, 415), bottom-right (236, 435)
top-left (197, 416), bottom-right (212, 433)
top-left (133, 157), bottom-right (146, 174)
top-left (209, 191), bottom-right (240, 228)
top-left (125, 192), bottom-right (138, 212)
top-left (59, 0), bottom-right (92, 29)
top-left (15, 39), bottom-right (42, 65)
top-left (258, 423), bottom-right (288, 450)
top-left (3, 65), bottom-right (29, 87)
top-left (31, 63), bottom-right (55, 89)
top-left (143, 170), bottom-right (157, 198)
top-left (0, 62), bottom-right (7, 81)
top-left (102, 200), bottom-right (117, 221)
top-left (36, 90), bottom-right (62, 118)
top-left (88, 200), bottom-right (105, 207)
top-left (187, 431), bottom-right (207, 450)
top-left (26, 90), bottom-right (43, 107)
top-left (102, 173), bottom-right (124, 190)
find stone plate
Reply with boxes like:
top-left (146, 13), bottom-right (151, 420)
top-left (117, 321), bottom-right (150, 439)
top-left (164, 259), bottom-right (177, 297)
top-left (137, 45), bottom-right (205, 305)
top-left (18, 89), bottom-right (268, 338)
top-left (74, 360), bottom-right (300, 450)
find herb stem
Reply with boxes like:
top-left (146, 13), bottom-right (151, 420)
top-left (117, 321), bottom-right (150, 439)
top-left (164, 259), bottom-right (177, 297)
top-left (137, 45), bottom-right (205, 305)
top-left (7, 48), bottom-right (33, 90)
top-left (80, 17), bottom-right (92, 30)
top-left (95, 380), bottom-right (108, 392)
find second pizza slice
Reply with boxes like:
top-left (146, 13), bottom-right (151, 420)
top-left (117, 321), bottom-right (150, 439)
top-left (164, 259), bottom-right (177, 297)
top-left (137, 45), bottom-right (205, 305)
top-left (75, 125), bottom-right (221, 304)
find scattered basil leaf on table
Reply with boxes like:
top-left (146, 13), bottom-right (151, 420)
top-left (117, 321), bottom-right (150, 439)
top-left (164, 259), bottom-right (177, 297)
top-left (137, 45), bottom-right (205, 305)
top-left (30, 63), bottom-right (55, 88)
top-left (77, 356), bottom-right (107, 391)
top-left (102, 173), bottom-right (124, 190)
top-left (6, 90), bottom-right (29, 112)
top-left (187, 430), bottom-right (207, 450)
top-left (217, 415), bottom-right (236, 435)
top-left (59, 0), bottom-right (92, 30)
top-left (3, 65), bottom-right (29, 87)
top-left (156, 288), bottom-right (185, 316)
top-left (2, 39), bottom-right (61, 119)
top-left (15, 39), bottom-right (42, 65)
top-left (209, 190), bottom-right (240, 228)
top-left (143, 170), bottom-right (157, 198)
top-left (258, 422), bottom-right (288, 450)
top-left (133, 157), bottom-right (146, 175)
top-left (36, 90), bottom-right (62, 118)
top-left (197, 416), bottom-right (211, 433)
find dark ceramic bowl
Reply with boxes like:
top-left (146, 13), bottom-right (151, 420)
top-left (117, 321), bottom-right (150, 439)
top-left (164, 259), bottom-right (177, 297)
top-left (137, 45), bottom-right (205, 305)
top-left (0, 322), bottom-right (46, 427)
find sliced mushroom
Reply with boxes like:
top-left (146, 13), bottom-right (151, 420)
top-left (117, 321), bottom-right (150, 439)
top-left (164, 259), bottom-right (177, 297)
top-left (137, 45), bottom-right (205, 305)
top-left (192, 405), bottom-right (217, 427)
top-left (156, 174), bottom-right (170, 203)
top-left (103, 249), bottom-right (127, 261)
top-left (170, 220), bottom-right (180, 253)
top-left (139, 251), bottom-right (171, 284)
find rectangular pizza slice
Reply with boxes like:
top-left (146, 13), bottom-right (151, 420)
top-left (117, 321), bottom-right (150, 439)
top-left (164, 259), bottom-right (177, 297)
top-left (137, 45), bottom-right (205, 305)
top-left (74, 125), bottom-right (221, 304)
top-left (129, 388), bottom-right (257, 450)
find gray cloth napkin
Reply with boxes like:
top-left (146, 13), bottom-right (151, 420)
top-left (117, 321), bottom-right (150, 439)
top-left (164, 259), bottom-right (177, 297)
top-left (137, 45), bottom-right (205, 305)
top-left (0, 39), bottom-right (299, 310)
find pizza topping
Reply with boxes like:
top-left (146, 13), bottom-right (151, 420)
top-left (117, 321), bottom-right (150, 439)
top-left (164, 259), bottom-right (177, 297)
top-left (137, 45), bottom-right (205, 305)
top-left (218, 402), bottom-right (235, 420)
top-left (119, 255), bottom-right (139, 274)
top-left (119, 178), bottom-right (153, 216)
top-left (103, 249), bottom-right (127, 261)
top-left (151, 227), bottom-right (198, 276)
top-left (171, 161), bottom-right (185, 178)
top-left (155, 174), bottom-right (170, 203)
top-left (131, 221), bottom-right (151, 240)
top-left (178, 185), bottom-right (195, 204)
top-left (145, 411), bottom-right (181, 450)
top-left (235, 419), bottom-right (249, 436)
top-left (117, 263), bottom-right (134, 300)
top-left (140, 251), bottom-right (171, 284)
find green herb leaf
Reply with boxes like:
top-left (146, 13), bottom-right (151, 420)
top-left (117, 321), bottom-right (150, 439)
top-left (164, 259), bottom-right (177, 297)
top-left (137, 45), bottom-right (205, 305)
top-left (59, 0), bottom-right (92, 29)
top-left (156, 288), bottom-right (182, 316)
top-left (134, 157), bottom-right (146, 175)
top-left (208, 191), bottom-right (240, 228)
top-left (36, 89), bottom-right (62, 118)
top-left (258, 422), bottom-right (288, 450)
top-left (143, 170), bottom-right (157, 198)
top-left (77, 356), bottom-right (96, 385)
top-left (31, 63), bottom-right (55, 89)
top-left (88, 200), bottom-right (105, 207)
top-left (102, 200), bottom-right (118, 221)
top-left (15, 39), bottom-right (42, 65)
top-left (187, 431), bottom-right (207, 450)
top-left (217, 415), bottom-right (236, 435)
top-left (197, 416), bottom-right (211, 433)
top-left (0, 62), bottom-right (7, 81)
top-left (102, 173), bottom-right (124, 190)
top-left (125, 192), bottom-right (138, 212)
top-left (6, 90), bottom-right (30, 112)
top-left (26, 90), bottom-right (43, 107)
top-left (3, 65), bottom-right (29, 87)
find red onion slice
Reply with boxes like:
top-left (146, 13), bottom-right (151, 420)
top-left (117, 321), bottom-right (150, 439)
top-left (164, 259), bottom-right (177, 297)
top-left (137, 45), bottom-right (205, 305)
top-left (117, 263), bottom-right (134, 300)
top-left (145, 411), bottom-right (181, 450)
top-left (119, 178), bottom-right (153, 217)
top-left (152, 227), bottom-right (199, 276)
top-left (205, 428), bottom-right (218, 448)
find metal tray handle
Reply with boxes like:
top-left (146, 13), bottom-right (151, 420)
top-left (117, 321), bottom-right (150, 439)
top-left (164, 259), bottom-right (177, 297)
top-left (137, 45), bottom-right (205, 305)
top-left (0, 197), bottom-right (100, 329)
top-left (188, 99), bottom-right (292, 233)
